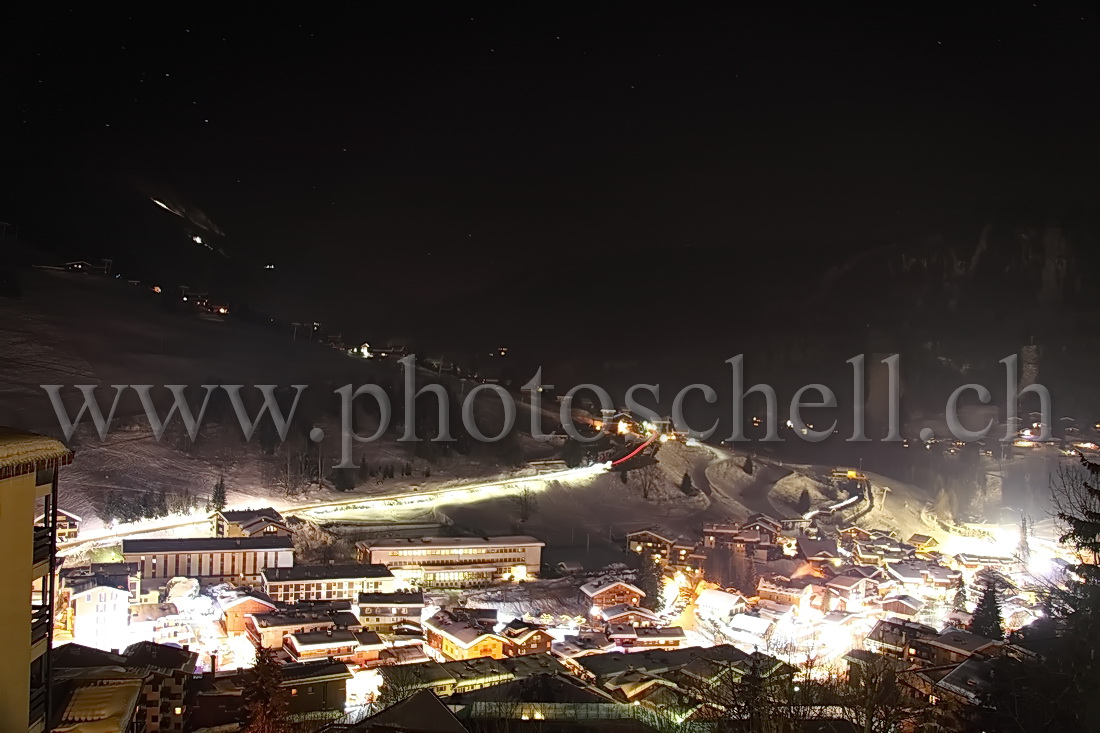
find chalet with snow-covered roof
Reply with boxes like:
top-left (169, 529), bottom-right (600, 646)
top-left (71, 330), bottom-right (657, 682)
top-left (743, 513), bottom-right (783, 543)
top-left (285, 628), bottom-right (386, 665)
top-left (598, 603), bottom-right (662, 628)
top-left (35, 507), bottom-right (81, 542)
top-left (879, 594), bottom-right (925, 619)
top-left (626, 527), bottom-right (692, 562)
top-left (912, 628), bottom-right (1002, 666)
top-left (607, 624), bottom-right (686, 651)
top-left (580, 578), bottom-right (645, 611)
top-left (215, 588), bottom-right (278, 635)
top-left (839, 525), bottom-right (873, 543)
top-left (214, 507), bottom-right (291, 538)
top-left (907, 533), bottom-right (940, 554)
top-left (756, 574), bottom-right (826, 614)
top-left (795, 537), bottom-right (841, 566)
top-left (246, 607), bottom-right (363, 649)
top-left (824, 574), bottom-right (876, 612)
top-left (864, 618), bottom-right (937, 660)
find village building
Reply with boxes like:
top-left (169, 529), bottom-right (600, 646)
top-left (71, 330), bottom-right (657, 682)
top-left (606, 625), bottom-right (686, 651)
top-left (580, 578), bottom-right (645, 612)
top-left (213, 507), bottom-right (292, 538)
top-left (36, 507), bottom-right (81, 542)
top-left (260, 564), bottom-right (396, 603)
top-left (122, 535), bottom-right (294, 588)
top-left (246, 606), bottom-right (363, 649)
top-left (284, 628), bottom-right (387, 665)
top-left (356, 591), bottom-right (425, 633)
top-left (864, 618), bottom-right (937, 660)
top-left (694, 588), bottom-right (748, 620)
top-left (356, 535), bottom-right (543, 588)
top-left (824, 574), bottom-right (876, 612)
top-left (214, 588), bottom-right (278, 636)
top-left (598, 603), bottom-right (662, 628)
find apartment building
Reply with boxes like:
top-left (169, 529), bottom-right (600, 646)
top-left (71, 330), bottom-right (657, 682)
top-left (261, 564), bottom-right (396, 603)
top-left (122, 535), bottom-right (295, 588)
top-left (246, 606), bottom-right (363, 649)
top-left (356, 535), bottom-right (544, 588)
top-left (0, 428), bottom-right (73, 733)
top-left (357, 591), bottom-right (425, 632)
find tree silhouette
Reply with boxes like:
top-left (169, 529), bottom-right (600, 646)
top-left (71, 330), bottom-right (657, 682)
top-left (969, 574), bottom-right (1004, 640)
top-left (211, 475), bottom-right (227, 512)
top-left (242, 644), bottom-right (291, 733)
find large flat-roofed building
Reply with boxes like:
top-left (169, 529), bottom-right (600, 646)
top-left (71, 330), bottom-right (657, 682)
top-left (355, 535), bottom-right (544, 588)
top-left (122, 535), bottom-right (294, 588)
top-left (0, 428), bottom-right (73, 733)
top-left (260, 564), bottom-right (397, 603)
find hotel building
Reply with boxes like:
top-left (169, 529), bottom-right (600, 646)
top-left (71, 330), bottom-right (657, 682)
top-left (355, 535), bottom-right (543, 588)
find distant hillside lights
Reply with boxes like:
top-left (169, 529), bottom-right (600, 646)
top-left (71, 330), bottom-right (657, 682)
top-left (41, 352), bottom-right (1052, 468)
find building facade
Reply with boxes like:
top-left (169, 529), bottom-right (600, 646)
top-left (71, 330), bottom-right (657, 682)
top-left (122, 536), bottom-right (295, 588)
top-left (357, 591), bottom-right (425, 632)
top-left (0, 428), bottom-right (72, 733)
top-left (261, 564), bottom-right (396, 603)
top-left (357, 536), bottom-right (544, 588)
top-left (213, 507), bottom-right (292, 538)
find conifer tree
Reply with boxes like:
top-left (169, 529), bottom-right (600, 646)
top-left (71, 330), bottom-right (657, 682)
top-left (680, 472), bottom-right (694, 495)
top-left (243, 644), bottom-right (291, 733)
top-left (211, 475), bottom-right (227, 512)
top-left (951, 576), bottom-right (968, 612)
top-left (969, 575), bottom-right (1004, 640)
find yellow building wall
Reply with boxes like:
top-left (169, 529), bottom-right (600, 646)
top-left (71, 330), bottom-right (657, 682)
top-left (0, 471), bottom-right (41, 732)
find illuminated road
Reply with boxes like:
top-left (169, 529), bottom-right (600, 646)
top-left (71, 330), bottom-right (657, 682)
top-left (58, 462), bottom-right (611, 555)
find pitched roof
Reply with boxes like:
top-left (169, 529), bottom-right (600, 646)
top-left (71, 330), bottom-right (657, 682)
top-left (123, 641), bottom-right (198, 673)
top-left (351, 688), bottom-right (468, 733)
top-left (599, 603), bottom-right (661, 622)
top-left (219, 507), bottom-right (284, 523)
top-left (449, 673), bottom-right (611, 704)
top-left (579, 577), bottom-right (645, 598)
top-left (797, 537), bottom-right (840, 559)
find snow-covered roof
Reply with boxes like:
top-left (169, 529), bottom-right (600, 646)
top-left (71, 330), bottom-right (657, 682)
top-left (580, 578), bottom-right (645, 599)
top-left (695, 589), bottom-right (746, 612)
top-left (56, 673), bottom-right (144, 731)
top-left (600, 603), bottom-right (660, 622)
top-left (727, 613), bottom-right (773, 636)
top-left (0, 428), bottom-right (72, 477)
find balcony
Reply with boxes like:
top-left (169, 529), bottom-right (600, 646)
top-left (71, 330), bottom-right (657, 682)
top-left (31, 605), bottom-right (50, 646)
top-left (28, 685), bottom-right (46, 728)
top-left (33, 525), bottom-right (52, 566)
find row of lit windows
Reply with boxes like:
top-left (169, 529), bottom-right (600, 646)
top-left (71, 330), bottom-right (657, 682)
top-left (386, 547), bottom-right (532, 557)
top-left (428, 570), bottom-right (496, 582)
top-left (397, 557), bottom-right (526, 567)
top-left (137, 551), bottom-right (282, 578)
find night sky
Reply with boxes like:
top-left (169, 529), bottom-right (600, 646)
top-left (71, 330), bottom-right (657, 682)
top-left (3, 4), bottom-right (1100, 351)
